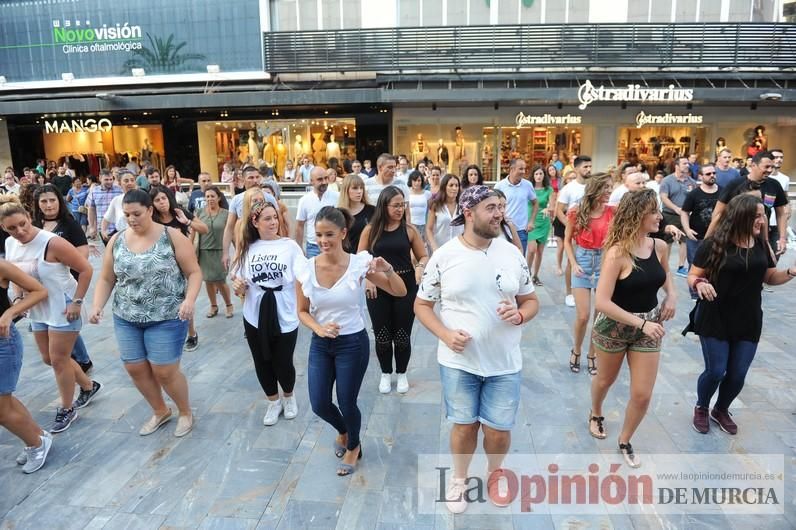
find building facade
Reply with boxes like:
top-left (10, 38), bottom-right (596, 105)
top-left (0, 0), bottom-right (794, 180)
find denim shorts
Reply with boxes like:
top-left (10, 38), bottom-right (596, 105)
top-left (113, 315), bottom-right (188, 366)
top-left (31, 316), bottom-right (83, 333)
top-left (572, 245), bottom-right (603, 290)
top-left (0, 325), bottom-right (24, 395)
top-left (439, 365), bottom-right (521, 431)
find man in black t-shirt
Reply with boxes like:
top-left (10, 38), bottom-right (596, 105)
top-left (706, 151), bottom-right (788, 255)
top-left (681, 164), bottom-right (720, 298)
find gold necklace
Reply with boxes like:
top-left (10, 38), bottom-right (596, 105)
top-left (460, 235), bottom-right (491, 255)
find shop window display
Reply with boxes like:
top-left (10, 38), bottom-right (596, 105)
top-left (498, 126), bottom-right (581, 178)
top-left (198, 118), bottom-right (356, 180)
top-left (397, 124), bottom-right (482, 177)
top-left (616, 125), bottom-right (706, 174)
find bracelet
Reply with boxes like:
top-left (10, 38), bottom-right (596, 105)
top-left (415, 262), bottom-right (426, 269)
top-left (693, 277), bottom-right (708, 288)
top-left (640, 319), bottom-right (647, 331)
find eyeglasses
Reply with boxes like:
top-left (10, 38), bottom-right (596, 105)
top-left (702, 172), bottom-right (716, 176)
top-left (388, 203), bottom-right (406, 210)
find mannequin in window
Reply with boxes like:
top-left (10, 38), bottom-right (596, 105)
top-left (247, 130), bottom-right (260, 166)
top-left (275, 135), bottom-right (287, 177)
top-left (141, 138), bottom-right (152, 162)
top-left (411, 133), bottom-right (430, 166)
top-left (294, 134), bottom-right (308, 160)
top-left (326, 134), bottom-right (341, 160)
top-left (453, 126), bottom-right (467, 174)
top-left (263, 136), bottom-right (276, 167)
top-left (312, 132), bottom-right (327, 166)
top-left (436, 138), bottom-right (449, 168)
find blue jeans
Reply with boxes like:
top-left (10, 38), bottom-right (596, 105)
top-left (685, 238), bottom-right (701, 298)
top-left (308, 329), bottom-right (369, 450)
top-left (70, 335), bottom-right (91, 364)
top-left (306, 242), bottom-right (320, 258)
top-left (113, 316), bottom-right (188, 366)
top-left (696, 336), bottom-right (758, 410)
top-left (516, 230), bottom-right (528, 255)
top-left (0, 325), bottom-right (23, 395)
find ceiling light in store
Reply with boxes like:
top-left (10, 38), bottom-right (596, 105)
top-left (206, 64), bottom-right (220, 74)
top-left (132, 124), bottom-right (139, 128)
top-left (215, 122), bottom-right (221, 125)
top-left (324, 110), bottom-right (328, 115)
top-left (61, 72), bottom-right (75, 82)
top-left (232, 128), bottom-right (237, 132)
top-left (131, 68), bottom-right (146, 77)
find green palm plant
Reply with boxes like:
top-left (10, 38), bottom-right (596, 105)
top-left (122, 33), bottom-right (206, 74)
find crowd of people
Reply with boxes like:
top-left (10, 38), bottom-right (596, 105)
top-left (0, 146), bottom-right (793, 516)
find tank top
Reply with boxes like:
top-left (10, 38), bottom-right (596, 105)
top-left (5, 230), bottom-right (77, 326)
top-left (372, 225), bottom-right (413, 273)
top-left (611, 242), bottom-right (666, 313)
top-left (112, 227), bottom-right (186, 322)
top-left (433, 204), bottom-right (464, 247)
top-left (0, 282), bottom-right (10, 317)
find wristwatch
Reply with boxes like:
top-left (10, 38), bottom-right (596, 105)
top-left (72, 298), bottom-right (84, 305)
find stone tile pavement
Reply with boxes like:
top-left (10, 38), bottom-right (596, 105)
top-left (1, 248), bottom-right (795, 529)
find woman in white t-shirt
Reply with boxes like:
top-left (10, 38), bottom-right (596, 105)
top-left (231, 201), bottom-right (305, 427)
top-left (426, 174), bottom-right (463, 252)
top-left (296, 206), bottom-right (405, 477)
top-left (407, 170), bottom-right (432, 243)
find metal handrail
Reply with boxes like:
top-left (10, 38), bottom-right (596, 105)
top-left (264, 23), bottom-right (796, 73)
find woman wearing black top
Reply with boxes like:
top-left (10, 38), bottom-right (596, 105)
top-left (589, 189), bottom-right (677, 468)
top-left (338, 175), bottom-right (375, 252)
top-left (150, 186), bottom-right (208, 351)
top-left (358, 186), bottom-right (427, 394)
top-left (33, 185), bottom-right (94, 373)
top-left (687, 194), bottom-right (796, 435)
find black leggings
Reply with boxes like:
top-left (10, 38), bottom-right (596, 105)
top-left (366, 271), bottom-right (417, 374)
top-left (243, 319), bottom-right (298, 396)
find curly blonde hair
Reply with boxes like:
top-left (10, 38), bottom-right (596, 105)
top-left (602, 188), bottom-right (659, 262)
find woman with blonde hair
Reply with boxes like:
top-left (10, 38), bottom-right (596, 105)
top-left (564, 173), bottom-right (613, 376)
top-left (338, 174), bottom-right (375, 252)
top-left (589, 188), bottom-right (676, 467)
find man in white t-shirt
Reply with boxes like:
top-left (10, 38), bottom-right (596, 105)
top-left (608, 166), bottom-right (646, 206)
top-left (494, 158), bottom-right (538, 255)
top-left (768, 148), bottom-right (791, 251)
top-left (222, 166), bottom-right (277, 269)
top-left (364, 153), bottom-right (411, 221)
top-left (295, 166), bottom-right (340, 257)
top-left (415, 185), bottom-right (538, 514)
top-left (555, 155), bottom-right (592, 307)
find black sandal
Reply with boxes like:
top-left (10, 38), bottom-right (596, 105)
top-left (619, 441), bottom-right (640, 468)
top-left (588, 411), bottom-right (606, 439)
top-left (569, 350), bottom-right (581, 373)
top-left (587, 356), bottom-right (597, 376)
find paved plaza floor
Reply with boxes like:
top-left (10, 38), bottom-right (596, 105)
top-left (1, 248), bottom-right (795, 530)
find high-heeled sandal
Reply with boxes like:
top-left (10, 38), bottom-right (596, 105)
top-left (333, 438), bottom-right (346, 458)
top-left (588, 411), bottom-right (606, 439)
top-left (225, 304), bottom-right (234, 318)
top-left (619, 441), bottom-right (640, 468)
top-left (337, 445), bottom-right (362, 476)
top-left (206, 305), bottom-right (218, 318)
top-left (569, 350), bottom-right (581, 373)
top-left (587, 356), bottom-right (597, 376)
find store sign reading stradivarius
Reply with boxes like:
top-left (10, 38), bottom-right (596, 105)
top-left (515, 113), bottom-right (582, 127)
top-left (635, 111), bottom-right (703, 128)
top-left (578, 80), bottom-right (694, 110)
top-left (45, 119), bottom-right (113, 134)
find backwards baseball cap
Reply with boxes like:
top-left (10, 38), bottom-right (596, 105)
top-left (450, 185), bottom-right (496, 226)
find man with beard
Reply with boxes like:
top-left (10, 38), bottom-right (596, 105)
top-left (295, 166), bottom-right (339, 257)
top-left (680, 164), bottom-right (720, 299)
top-left (767, 149), bottom-right (791, 252)
top-left (415, 185), bottom-right (539, 514)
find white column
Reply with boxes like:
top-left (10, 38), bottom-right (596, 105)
top-left (720, 0), bottom-right (730, 21)
top-left (317, 0), bottom-right (323, 30)
top-left (589, 0), bottom-right (629, 22)
top-left (490, 0), bottom-right (499, 24)
top-left (695, 0), bottom-right (701, 22)
top-left (362, 0), bottom-right (397, 27)
top-left (540, 0), bottom-right (546, 23)
top-left (671, 0), bottom-right (677, 22)
top-left (339, 0), bottom-right (345, 29)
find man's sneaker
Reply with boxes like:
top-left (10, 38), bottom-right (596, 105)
top-left (16, 431), bottom-right (51, 465)
top-left (445, 477), bottom-right (469, 514)
top-left (710, 408), bottom-right (738, 435)
top-left (263, 399), bottom-right (283, 426)
top-left (184, 334), bottom-right (199, 352)
top-left (487, 469), bottom-right (512, 507)
top-left (283, 395), bottom-right (298, 420)
top-left (22, 434), bottom-right (53, 474)
top-left (565, 294), bottom-right (575, 307)
top-left (396, 374), bottom-right (409, 394)
top-left (73, 381), bottom-right (102, 409)
top-left (676, 266), bottom-right (688, 278)
top-left (78, 361), bottom-right (93, 374)
top-left (378, 373), bottom-right (391, 394)
top-left (692, 406), bottom-right (709, 434)
top-left (50, 407), bottom-right (78, 433)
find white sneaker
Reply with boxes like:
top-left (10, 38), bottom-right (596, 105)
top-left (396, 373), bottom-right (409, 394)
top-left (445, 478), bottom-right (469, 514)
top-left (16, 431), bottom-right (51, 466)
top-left (263, 399), bottom-right (283, 426)
top-left (565, 294), bottom-right (575, 307)
top-left (22, 434), bottom-right (53, 474)
top-left (379, 374), bottom-right (391, 394)
top-left (283, 395), bottom-right (298, 420)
